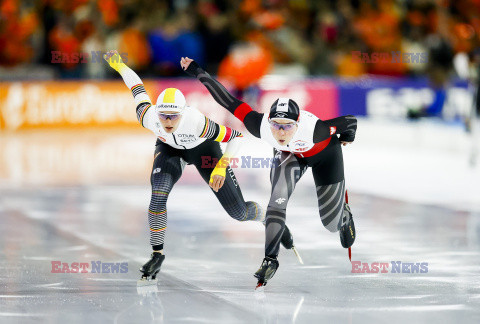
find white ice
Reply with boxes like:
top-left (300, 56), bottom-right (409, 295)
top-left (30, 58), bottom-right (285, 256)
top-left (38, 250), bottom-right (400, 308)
top-left (0, 118), bottom-right (479, 323)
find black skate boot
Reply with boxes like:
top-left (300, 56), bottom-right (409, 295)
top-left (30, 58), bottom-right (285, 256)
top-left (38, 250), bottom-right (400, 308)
top-left (339, 191), bottom-right (355, 260)
top-left (254, 256), bottom-right (279, 289)
top-left (138, 252), bottom-right (165, 286)
top-left (281, 225), bottom-right (303, 264)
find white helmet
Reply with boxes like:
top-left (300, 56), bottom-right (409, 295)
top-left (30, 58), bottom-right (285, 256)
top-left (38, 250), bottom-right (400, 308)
top-left (156, 88), bottom-right (186, 114)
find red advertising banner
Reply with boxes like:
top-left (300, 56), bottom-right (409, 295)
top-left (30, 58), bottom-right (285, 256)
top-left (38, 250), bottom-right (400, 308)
top-left (0, 79), bottom-right (339, 131)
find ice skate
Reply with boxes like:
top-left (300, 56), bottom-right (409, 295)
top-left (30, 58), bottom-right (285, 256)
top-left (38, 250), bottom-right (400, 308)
top-left (339, 191), bottom-right (355, 261)
top-left (137, 252), bottom-right (165, 287)
top-left (281, 225), bottom-right (303, 264)
top-left (254, 257), bottom-right (279, 289)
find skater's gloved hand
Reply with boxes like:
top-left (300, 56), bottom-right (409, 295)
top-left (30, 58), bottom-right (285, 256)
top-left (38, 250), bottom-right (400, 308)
top-left (209, 157), bottom-right (229, 192)
top-left (339, 131), bottom-right (355, 145)
top-left (180, 57), bottom-right (202, 77)
top-left (209, 174), bottom-right (225, 192)
top-left (104, 50), bottom-right (126, 73)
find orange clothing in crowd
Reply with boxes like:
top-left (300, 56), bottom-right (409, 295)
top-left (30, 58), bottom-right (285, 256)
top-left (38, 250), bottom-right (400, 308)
top-left (218, 43), bottom-right (272, 90)
top-left (118, 28), bottom-right (151, 70)
top-left (49, 25), bottom-right (81, 69)
top-left (97, 0), bottom-right (119, 27)
top-left (336, 53), bottom-right (366, 77)
top-left (0, 1), bottom-right (38, 66)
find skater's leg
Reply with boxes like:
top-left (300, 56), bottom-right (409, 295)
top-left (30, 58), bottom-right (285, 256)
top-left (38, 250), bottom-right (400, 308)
top-left (210, 165), bottom-right (265, 222)
top-left (312, 137), bottom-right (355, 248)
top-left (140, 141), bottom-right (184, 284)
top-left (315, 180), bottom-right (346, 232)
top-left (148, 141), bottom-right (184, 251)
top-left (264, 150), bottom-right (307, 258)
top-left (192, 141), bottom-right (264, 222)
top-left (253, 151), bottom-right (306, 286)
top-left (311, 137), bottom-right (346, 232)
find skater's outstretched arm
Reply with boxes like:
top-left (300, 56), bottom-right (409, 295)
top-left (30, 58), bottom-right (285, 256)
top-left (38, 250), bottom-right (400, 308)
top-left (313, 115), bottom-right (357, 145)
top-left (181, 57), bottom-right (264, 138)
top-left (104, 50), bottom-right (155, 130)
top-left (197, 117), bottom-right (244, 191)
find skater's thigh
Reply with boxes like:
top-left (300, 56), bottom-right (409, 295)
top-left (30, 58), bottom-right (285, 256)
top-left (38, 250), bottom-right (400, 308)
top-left (268, 151), bottom-right (306, 206)
top-left (150, 141), bottom-right (184, 187)
top-left (311, 140), bottom-right (346, 232)
top-left (311, 138), bottom-right (344, 186)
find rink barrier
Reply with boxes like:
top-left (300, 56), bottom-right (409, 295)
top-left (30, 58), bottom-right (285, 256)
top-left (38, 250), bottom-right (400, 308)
top-left (0, 77), bottom-right (471, 131)
top-left (0, 78), bottom-right (338, 131)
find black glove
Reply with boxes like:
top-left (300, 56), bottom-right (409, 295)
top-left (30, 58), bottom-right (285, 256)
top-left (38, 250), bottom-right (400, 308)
top-left (184, 60), bottom-right (203, 77)
top-left (339, 131), bottom-right (355, 143)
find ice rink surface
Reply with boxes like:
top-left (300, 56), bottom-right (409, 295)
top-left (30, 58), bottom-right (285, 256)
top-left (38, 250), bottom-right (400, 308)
top-left (1, 118), bottom-right (480, 323)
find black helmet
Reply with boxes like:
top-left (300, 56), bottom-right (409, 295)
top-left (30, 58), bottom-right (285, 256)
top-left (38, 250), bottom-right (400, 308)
top-left (268, 98), bottom-right (300, 121)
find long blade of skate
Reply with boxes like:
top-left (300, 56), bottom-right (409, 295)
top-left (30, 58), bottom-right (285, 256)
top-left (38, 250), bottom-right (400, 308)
top-left (348, 247), bottom-right (352, 262)
top-left (292, 246), bottom-right (304, 265)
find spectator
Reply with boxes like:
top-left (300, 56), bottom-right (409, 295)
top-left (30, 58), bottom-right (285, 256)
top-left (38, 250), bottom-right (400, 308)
top-left (1, 0), bottom-right (480, 79)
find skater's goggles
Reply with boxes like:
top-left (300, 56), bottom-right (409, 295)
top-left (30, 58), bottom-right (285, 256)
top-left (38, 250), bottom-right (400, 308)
top-left (269, 119), bottom-right (297, 131)
top-left (157, 112), bottom-right (183, 121)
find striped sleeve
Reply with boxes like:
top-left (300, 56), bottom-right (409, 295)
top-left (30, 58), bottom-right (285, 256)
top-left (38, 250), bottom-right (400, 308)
top-left (128, 83), bottom-right (150, 105)
top-left (130, 83), bottom-right (152, 128)
top-left (184, 61), bottom-right (263, 138)
top-left (199, 117), bottom-right (243, 143)
top-left (136, 102), bottom-right (152, 127)
top-left (131, 84), bottom-right (146, 97)
top-left (116, 65), bottom-right (154, 128)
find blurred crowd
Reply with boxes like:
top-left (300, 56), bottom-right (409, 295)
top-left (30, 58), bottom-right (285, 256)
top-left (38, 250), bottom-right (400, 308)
top-left (1, 0), bottom-right (480, 86)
